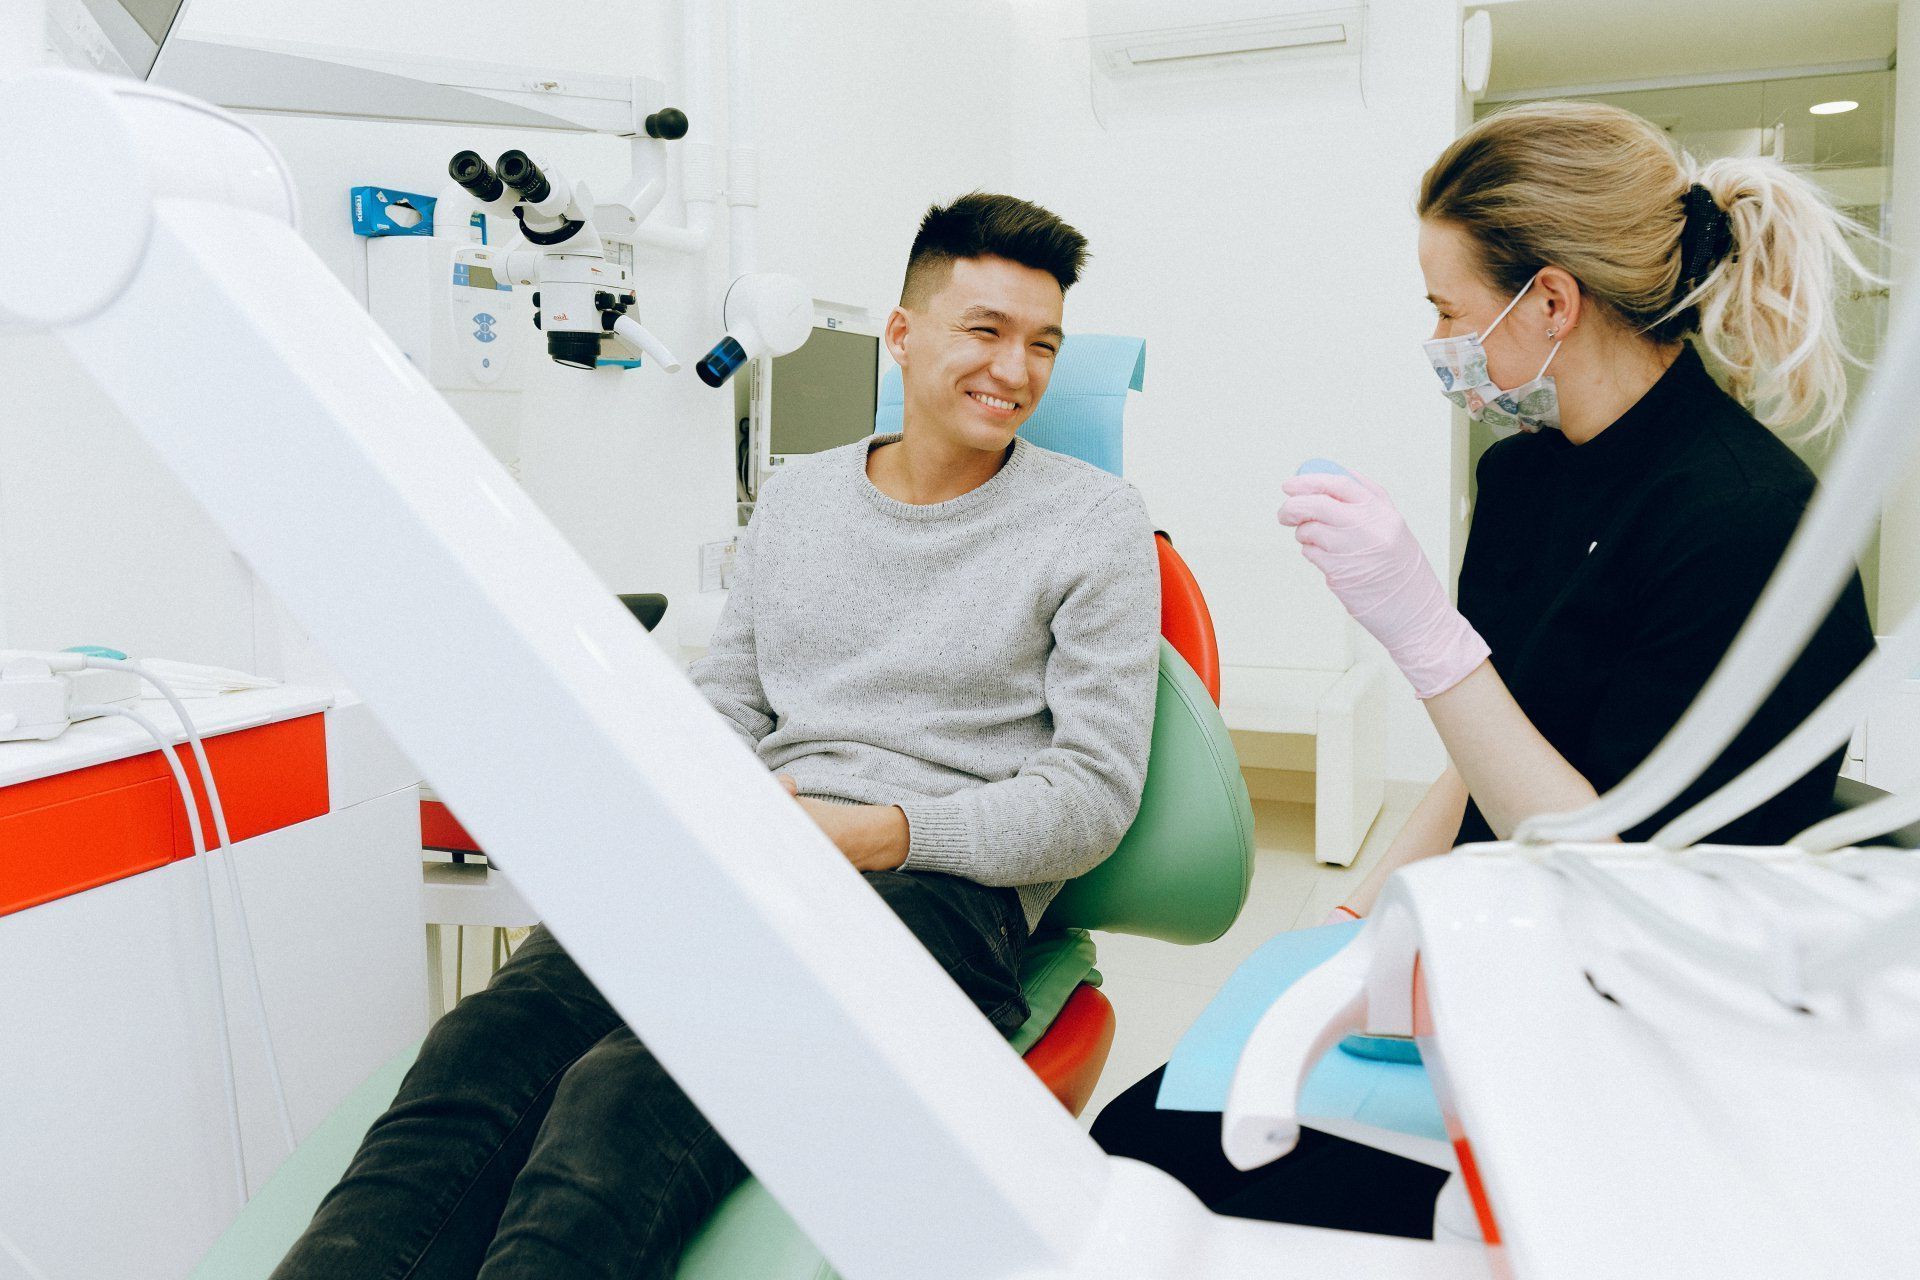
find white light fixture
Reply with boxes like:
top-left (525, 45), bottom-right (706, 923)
top-left (1810, 99), bottom-right (1860, 115)
top-left (1462, 9), bottom-right (1493, 96)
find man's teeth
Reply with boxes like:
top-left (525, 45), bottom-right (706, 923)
top-left (972, 393), bottom-right (1016, 411)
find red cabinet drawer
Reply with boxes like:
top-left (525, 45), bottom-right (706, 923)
top-left (0, 713), bottom-right (330, 916)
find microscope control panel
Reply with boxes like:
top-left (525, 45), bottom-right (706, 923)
top-left (449, 248), bottom-right (514, 385)
top-left (367, 238), bottom-right (524, 392)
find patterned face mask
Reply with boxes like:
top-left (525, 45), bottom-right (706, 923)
top-left (1422, 273), bottom-right (1562, 437)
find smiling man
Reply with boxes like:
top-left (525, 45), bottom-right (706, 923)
top-left (271, 193), bottom-right (1160, 1280)
top-left (708, 192), bottom-right (1162, 938)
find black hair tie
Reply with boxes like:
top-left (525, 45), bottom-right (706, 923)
top-left (1679, 182), bottom-right (1735, 292)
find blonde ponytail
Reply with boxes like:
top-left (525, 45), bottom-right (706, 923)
top-left (1419, 101), bottom-right (1877, 440)
top-left (1684, 156), bottom-right (1876, 439)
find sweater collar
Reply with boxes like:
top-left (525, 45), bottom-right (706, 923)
top-left (854, 433), bottom-right (1034, 520)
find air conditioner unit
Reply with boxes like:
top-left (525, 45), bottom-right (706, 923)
top-left (1090, 5), bottom-right (1367, 80)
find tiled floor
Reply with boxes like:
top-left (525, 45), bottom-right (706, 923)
top-left (1082, 794), bottom-right (1415, 1121)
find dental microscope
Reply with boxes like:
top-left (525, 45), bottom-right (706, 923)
top-left (447, 142), bottom-right (683, 372)
top-left (445, 132), bottom-right (812, 384)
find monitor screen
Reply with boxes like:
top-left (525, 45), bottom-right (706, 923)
top-left (767, 326), bottom-right (880, 458)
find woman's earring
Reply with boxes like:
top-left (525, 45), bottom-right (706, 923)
top-left (1546, 326), bottom-right (1559, 339)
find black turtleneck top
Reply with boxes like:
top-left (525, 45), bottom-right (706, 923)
top-left (1453, 343), bottom-right (1873, 847)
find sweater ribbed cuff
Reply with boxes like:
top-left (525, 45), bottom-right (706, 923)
top-left (897, 796), bottom-right (976, 877)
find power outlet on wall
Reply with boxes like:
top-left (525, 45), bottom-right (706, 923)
top-left (699, 539), bottom-right (737, 593)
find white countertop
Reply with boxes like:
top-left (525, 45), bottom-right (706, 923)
top-left (0, 684), bottom-right (338, 789)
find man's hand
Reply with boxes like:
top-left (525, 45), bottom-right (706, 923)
top-left (776, 774), bottom-right (910, 871)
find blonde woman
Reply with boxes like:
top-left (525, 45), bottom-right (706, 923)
top-left (1091, 101), bottom-right (1876, 1238)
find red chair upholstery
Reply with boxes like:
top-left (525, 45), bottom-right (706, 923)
top-left (420, 798), bottom-right (481, 854)
top-left (1021, 985), bottom-right (1117, 1116)
top-left (1156, 531), bottom-right (1221, 706)
top-left (1020, 532), bottom-right (1222, 1115)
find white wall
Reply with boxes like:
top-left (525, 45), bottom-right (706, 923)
top-left (0, 330), bottom-right (263, 667)
top-left (750, 0), bottom-right (1018, 312)
top-left (1003, 0), bottom-right (1467, 782)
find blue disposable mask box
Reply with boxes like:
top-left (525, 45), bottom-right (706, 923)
top-left (351, 186), bottom-right (438, 237)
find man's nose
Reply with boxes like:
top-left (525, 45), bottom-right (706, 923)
top-left (989, 342), bottom-right (1029, 389)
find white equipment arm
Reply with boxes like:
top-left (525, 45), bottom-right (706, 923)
top-left (1791, 785), bottom-right (1920, 853)
top-left (1651, 600), bottom-right (1920, 849)
top-left (1221, 936), bottom-right (1372, 1170)
top-left (3, 70), bottom-right (1484, 1280)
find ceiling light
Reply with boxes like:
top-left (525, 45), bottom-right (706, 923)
top-left (1809, 100), bottom-right (1860, 116)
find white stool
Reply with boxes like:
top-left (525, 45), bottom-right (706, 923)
top-left (421, 860), bottom-right (540, 1020)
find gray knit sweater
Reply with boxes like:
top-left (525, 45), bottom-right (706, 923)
top-left (691, 433), bottom-right (1160, 929)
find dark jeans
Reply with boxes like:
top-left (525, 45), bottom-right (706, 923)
top-left (1090, 1065), bottom-right (1449, 1240)
top-left (273, 869), bottom-right (1029, 1280)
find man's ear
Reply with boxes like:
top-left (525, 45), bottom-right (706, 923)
top-left (883, 306), bottom-right (911, 368)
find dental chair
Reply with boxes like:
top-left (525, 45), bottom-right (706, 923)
top-left (672, 527), bottom-right (1252, 1280)
top-left (193, 337), bottom-right (1256, 1280)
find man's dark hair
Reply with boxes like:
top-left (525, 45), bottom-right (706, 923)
top-left (900, 192), bottom-right (1089, 308)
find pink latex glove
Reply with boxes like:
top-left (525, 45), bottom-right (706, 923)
top-left (1278, 470), bottom-right (1489, 699)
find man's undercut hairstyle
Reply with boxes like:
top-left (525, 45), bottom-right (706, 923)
top-left (900, 192), bottom-right (1090, 308)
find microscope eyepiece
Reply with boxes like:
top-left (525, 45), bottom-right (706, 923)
top-left (448, 151), bottom-right (504, 202)
top-left (496, 150), bottom-right (552, 204)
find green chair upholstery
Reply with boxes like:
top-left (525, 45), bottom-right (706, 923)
top-left (194, 645), bottom-right (1254, 1280)
top-left (189, 1043), bottom-right (421, 1280)
top-left (1042, 640), bottom-right (1255, 945)
top-left (677, 1178), bottom-right (840, 1280)
top-left (1005, 928), bottom-right (1101, 1055)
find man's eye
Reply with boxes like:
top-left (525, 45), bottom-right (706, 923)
top-left (970, 326), bottom-right (998, 336)
top-left (1033, 344), bottom-right (1058, 355)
